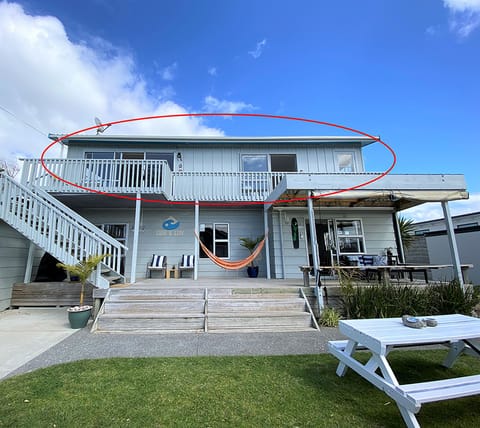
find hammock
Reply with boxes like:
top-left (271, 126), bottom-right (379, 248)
top-left (195, 232), bottom-right (266, 270)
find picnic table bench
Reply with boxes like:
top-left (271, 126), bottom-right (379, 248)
top-left (328, 314), bottom-right (480, 427)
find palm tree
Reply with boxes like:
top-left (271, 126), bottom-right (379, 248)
top-left (398, 216), bottom-right (416, 251)
top-left (239, 236), bottom-right (263, 267)
top-left (57, 254), bottom-right (108, 307)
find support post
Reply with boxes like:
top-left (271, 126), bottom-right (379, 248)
top-left (194, 200), bottom-right (199, 280)
top-left (441, 201), bottom-right (464, 289)
top-left (130, 192), bottom-right (141, 283)
top-left (264, 206), bottom-right (271, 279)
top-left (24, 241), bottom-right (35, 283)
top-left (392, 212), bottom-right (405, 263)
top-left (278, 211), bottom-right (286, 279)
top-left (307, 193), bottom-right (319, 273)
top-left (307, 194), bottom-right (324, 311)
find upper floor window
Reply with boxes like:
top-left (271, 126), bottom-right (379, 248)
top-left (242, 155), bottom-right (268, 172)
top-left (241, 154), bottom-right (297, 172)
top-left (270, 154), bottom-right (297, 172)
top-left (84, 151), bottom-right (174, 170)
top-left (335, 152), bottom-right (355, 173)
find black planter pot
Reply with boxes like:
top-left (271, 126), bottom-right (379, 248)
top-left (247, 266), bottom-right (259, 278)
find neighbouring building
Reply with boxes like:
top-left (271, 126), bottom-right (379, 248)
top-left (408, 212), bottom-right (479, 285)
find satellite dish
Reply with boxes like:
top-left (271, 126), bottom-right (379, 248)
top-left (94, 117), bottom-right (111, 134)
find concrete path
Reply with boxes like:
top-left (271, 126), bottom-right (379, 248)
top-left (0, 308), bottom-right (77, 379)
top-left (1, 308), bottom-right (344, 381)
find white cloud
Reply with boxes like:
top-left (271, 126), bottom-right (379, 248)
top-left (208, 66), bottom-right (217, 76)
top-left (443, 0), bottom-right (480, 37)
top-left (425, 25), bottom-right (439, 36)
top-left (161, 62), bottom-right (177, 81)
top-left (444, 0), bottom-right (480, 11)
top-left (0, 2), bottom-right (222, 163)
top-left (202, 96), bottom-right (255, 114)
top-left (401, 193), bottom-right (480, 222)
top-left (248, 39), bottom-right (267, 59)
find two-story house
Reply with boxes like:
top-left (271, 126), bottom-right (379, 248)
top-left (0, 134), bottom-right (468, 310)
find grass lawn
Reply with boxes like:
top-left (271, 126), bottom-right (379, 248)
top-left (1, 350), bottom-right (479, 427)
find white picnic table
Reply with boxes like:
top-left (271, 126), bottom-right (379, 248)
top-left (328, 314), bottom-right (480, 428)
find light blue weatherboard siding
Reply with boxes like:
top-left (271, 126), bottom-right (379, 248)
top-left (77, 207), bottom-right (266, 280)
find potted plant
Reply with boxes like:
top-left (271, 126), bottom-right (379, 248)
top-left (57, 254), bottom-right (108, 329)
top-left (239, 236), bottom-right (263, 278)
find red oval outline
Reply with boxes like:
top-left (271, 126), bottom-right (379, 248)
top-left (40, 113), bottom-right (396, 207)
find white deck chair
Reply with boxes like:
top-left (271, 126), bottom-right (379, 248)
top-left (179, 255), bottom-right (195, 278)
top-left (146, 255), bottom-right (167, 278)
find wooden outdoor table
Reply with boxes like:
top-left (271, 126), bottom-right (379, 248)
top-left (316, 264), bottom-right (473, 285)
top-left (328, 314), bottom-right (480, 427)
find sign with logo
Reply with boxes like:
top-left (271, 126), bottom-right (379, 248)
top-left (157, 216), bottom-right (184, 237)
top-left (162, 217), bottom-right (180, 230)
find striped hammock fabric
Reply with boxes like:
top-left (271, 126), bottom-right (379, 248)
top-left (195, 233), bottom-right (266, 270)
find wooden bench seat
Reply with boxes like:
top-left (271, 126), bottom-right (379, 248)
top-left (399, 374), bottom-right (480, 404)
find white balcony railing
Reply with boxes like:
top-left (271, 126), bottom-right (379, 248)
top-left (172, 171), bottom-right (286, 201)
top-left (21, 159), bottom-right (287, 201)
top-left (22, 159), bottom-right (172, 197)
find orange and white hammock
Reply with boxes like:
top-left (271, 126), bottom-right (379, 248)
top-left (195, 233), bottom-right (266, 270)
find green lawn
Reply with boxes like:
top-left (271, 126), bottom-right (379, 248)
top-left (1, 351), bottom-right (479, 427)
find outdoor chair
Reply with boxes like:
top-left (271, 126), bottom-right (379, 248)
top-left (146, 255), bottom-right (167, 278)
top-left (179, 254), bottom-right (195, 278)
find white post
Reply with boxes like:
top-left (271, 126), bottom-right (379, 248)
top-left (278, 211), bottom-right (286, 279)
top-left (307, 193), bottom-right (319, 272)
top-left (130, 192), bottom-right (141, 283)
top-left (194, 200), bottom-right (199, 280)
top-left (24, 241), bottom-right (35, 283)
top-left (441, 201), bottom-right (464, 289)
top-left (264, 206), bottom-right (271, 279)
top-left (307, 194), bottom-right (324, 311)
top-left (393, 212), bottom-right (405, 263)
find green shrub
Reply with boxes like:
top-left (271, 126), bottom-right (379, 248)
top-left (340, 280), bottom-right (479, 319)
top-left (319, 307), bottom-right (341, 327)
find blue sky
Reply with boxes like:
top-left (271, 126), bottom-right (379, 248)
top-left (0, 0), bottom-right (479, 220)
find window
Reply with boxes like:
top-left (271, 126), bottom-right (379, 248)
top-left (335, 152), bottom-right (355, 173)
top-left (242, 155), bottom-right (268, 172)
top-left (85, 152), bottom-right (115, 159)
top-left (146, 152), bottom-right (174, 170)
top-left (200, 223), bottom-right (229, 258)
top-left (335, 220), bottom-right (365, 254)
top-left (456, 222), bottom-right (478, 229)
top-left (270, 154), bottom-right (297, 172)
top-left (414, 229), bottom-right (430, 236)
top-left (96, 223), bottom-right (127, 274)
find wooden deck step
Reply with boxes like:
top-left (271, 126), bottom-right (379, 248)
top-left (208, 298), bottom-right (306, 312)
top-left (208, 312), bottom-right (313, 331)
top-left (104, 300), bottom-right (205, 313)
top-left (95, 286), bottom-right (317, 333)
top-left (96, 316), bottom-right (204, 332)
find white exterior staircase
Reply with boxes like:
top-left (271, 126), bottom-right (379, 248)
top-left (0, 173), bottom-right (126, 288)
top-left (93, 286), bottom-right (320, 333)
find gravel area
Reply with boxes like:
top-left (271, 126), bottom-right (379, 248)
top-left (6, 327), bottom-right (344, 379)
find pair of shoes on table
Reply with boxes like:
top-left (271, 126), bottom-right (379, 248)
top-left (402, 315), bottom-right (438, 329)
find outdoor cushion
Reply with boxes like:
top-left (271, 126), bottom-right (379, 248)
top-left (181, 255), bottom-right (195, 268)
top-left (150, 255), bottom-right (166, 268)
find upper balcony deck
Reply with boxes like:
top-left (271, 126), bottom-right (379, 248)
top-left (21, 158), bottom-right (468, 209)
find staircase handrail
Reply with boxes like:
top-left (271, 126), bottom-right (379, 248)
top-left (0, 174), bottom-right (126, 278)
top-left (32, 185), bottom-right (127, 252)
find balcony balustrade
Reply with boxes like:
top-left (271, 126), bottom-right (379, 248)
top-left (21, 159), bottom-right (287, 201)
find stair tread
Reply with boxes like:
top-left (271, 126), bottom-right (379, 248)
top-left (101, 312), bottom-right (205, 318)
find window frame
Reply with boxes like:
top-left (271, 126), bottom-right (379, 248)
top-left (199, 222), bottom-right (230, 259)
top-left (334, 150), bottom-right (356, 173)
top-left (334, 219), bottom-right (366, 255)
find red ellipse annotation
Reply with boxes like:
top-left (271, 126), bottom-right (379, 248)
top-left (40, 113), bottom-right (396, 207)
